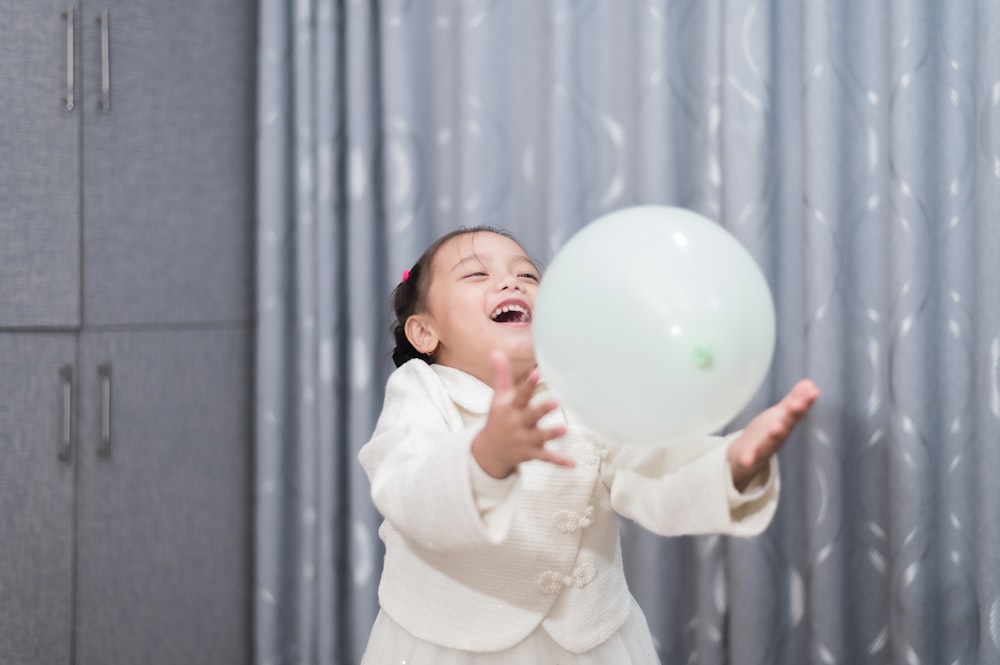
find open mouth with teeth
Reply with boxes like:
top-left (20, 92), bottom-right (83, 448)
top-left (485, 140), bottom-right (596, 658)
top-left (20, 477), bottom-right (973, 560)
top-left (490, 302), bottom-right (531, 324)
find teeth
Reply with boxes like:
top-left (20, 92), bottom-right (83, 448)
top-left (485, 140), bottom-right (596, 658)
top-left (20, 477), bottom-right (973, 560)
top-left (491, 304), bottom-right (529, 320)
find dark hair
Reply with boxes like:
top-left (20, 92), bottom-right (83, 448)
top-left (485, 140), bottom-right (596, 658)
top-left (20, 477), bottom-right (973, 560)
top-left (391, 226), bottom-right (521, 367)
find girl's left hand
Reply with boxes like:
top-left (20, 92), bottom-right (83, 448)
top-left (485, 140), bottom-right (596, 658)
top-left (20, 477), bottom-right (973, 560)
top-left (727, 380), bottom-right (820, 492)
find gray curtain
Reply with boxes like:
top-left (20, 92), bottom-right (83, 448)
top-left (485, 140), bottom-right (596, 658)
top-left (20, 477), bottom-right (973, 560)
top-left (255, 1), bottom-right (1000, 664)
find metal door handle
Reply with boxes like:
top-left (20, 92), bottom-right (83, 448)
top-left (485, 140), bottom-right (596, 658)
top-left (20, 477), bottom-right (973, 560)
top-left (63, 7), bottom-right (75, 110)
top-left (97, 9), bottom-right (110, 112)
top-left (97, 363), bottom-right (112, 458)
top-left (59, 366), bottom-right (73, 462)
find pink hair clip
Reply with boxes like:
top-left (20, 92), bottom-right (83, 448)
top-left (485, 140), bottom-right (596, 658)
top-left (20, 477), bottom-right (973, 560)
top-left (402, 269), bottom-right (411, 283)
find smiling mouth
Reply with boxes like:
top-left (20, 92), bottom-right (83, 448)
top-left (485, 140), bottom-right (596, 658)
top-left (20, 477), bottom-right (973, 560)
top-left (490, 303), bottom-right (531, 323)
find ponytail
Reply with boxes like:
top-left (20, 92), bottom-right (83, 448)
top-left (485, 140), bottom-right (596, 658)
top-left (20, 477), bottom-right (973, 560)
top-left (390, 273), bottom-right (427, 367)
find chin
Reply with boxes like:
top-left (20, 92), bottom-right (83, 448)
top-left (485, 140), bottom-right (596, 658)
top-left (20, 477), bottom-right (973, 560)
top-left (507, 344), bottom-right (536, 365)
top-left (490, 327), bottom-right (535, 364)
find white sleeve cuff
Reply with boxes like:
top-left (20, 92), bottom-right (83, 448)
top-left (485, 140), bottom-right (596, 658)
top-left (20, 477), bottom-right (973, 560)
top-left (468, 452), bottom-right (518, 511)
top-left (724, 458), bottom-right (774, 507)
top-left (724, 455), bottom-right (780, 532)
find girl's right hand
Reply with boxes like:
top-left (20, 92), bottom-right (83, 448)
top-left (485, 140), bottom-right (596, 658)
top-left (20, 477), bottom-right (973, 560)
top-left (471, 350), bottom-right (575, 479)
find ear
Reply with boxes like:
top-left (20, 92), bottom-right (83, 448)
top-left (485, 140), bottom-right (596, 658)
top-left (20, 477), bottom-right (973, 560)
top-left (404, 314), bottom-right (438, 356)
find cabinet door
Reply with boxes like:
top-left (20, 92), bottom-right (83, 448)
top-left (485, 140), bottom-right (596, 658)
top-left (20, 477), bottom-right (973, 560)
top-left (0, 334), bottom-right (77, 664)
top-left (81, 0), bottom-right (254, 327)
top-left (0, 3), bottom-right (81, 328)
top-left (75, 327), bottom-right (251, 665)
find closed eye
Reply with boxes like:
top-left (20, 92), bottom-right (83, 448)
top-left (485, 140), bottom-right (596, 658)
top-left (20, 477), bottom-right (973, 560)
top-left (520, 273), bottom-right (540, 282)
top-left (463, 271), bottom-right (487, 279)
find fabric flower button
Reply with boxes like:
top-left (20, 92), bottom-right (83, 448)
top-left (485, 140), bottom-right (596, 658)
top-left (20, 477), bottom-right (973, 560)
top-left (579, 445), bottom-right (608, 466)
top-left (538, 563), bottom-right (597, 595)
top-left (554, 505), bottom-right (595, 533)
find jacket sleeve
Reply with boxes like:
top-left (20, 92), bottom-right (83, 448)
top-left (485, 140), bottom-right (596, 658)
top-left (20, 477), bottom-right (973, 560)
top-left (358, 362), bottom-right (515, 550)
top-left (600, 433), bottom-right (779, 537)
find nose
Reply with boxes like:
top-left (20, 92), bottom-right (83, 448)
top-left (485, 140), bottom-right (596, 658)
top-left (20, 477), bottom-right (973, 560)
top-left (498, 273), bottom-right (523, 292)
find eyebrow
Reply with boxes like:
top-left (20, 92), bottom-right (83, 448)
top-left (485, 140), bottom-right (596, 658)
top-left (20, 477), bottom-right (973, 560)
top-left (450, 255), bottom-right (482, 271)
top-left (450, 254), bottom-right (537, 272)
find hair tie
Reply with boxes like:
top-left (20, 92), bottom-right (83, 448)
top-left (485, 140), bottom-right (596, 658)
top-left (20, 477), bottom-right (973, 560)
top-left (402, 269), bottom-right (411, 283)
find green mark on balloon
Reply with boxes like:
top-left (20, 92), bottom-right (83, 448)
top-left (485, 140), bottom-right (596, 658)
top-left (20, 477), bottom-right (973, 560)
top-left (693, 346), bottom-right (714, 370)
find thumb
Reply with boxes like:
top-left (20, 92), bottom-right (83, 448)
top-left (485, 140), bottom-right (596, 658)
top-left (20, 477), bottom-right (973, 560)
top-left (740, 445), bottom-right (758, 468)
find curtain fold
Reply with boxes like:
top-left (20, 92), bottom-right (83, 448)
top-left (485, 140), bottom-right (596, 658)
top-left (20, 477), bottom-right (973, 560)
top-left (255, 1), bottom-right (1000, 663)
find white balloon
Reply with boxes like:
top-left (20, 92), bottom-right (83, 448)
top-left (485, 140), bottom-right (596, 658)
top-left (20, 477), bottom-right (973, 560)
top-left (533, 206), bottom-right (775, 444)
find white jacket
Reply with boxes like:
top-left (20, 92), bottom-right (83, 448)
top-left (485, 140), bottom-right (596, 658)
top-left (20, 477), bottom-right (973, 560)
top-left (358, 360), bottom-right (778, 654)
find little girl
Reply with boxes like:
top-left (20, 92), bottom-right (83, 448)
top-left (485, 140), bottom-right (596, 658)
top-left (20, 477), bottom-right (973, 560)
top-left (358, 227), bottom-right (819, 664)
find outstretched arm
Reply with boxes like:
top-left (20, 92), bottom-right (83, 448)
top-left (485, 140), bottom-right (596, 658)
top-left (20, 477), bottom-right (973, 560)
top-left (727, 379), bottom-right (820, 491)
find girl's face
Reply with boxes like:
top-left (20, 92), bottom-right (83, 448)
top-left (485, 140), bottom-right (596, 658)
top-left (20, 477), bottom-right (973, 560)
top-left (405, 232), bottom-right (541, 386)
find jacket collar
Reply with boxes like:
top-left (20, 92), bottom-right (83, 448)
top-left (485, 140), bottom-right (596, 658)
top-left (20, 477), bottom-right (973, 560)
top-left (430, 363), bottom-right (554, 416)
top-left (431, 364), bottom-right (495, 415)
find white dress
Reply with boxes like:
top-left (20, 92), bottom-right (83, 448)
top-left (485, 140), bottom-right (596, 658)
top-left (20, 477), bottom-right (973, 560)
top-left (360, 597), bottom-right (660, 665)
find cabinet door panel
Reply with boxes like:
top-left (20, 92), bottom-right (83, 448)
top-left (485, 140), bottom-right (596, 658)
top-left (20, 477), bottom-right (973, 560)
top-left (0, 3), bottom-right (81, 328)
top-left (0, 334), bottom-right (76, 664)
top-left (76, 327), bottom-right (251, 665)
top-left (82, 0), bottom-right (254, 326)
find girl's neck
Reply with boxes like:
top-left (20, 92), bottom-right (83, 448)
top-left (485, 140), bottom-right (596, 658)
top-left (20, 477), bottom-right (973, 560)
top-left (506, 362), bottom-right (534, 387)
top-left (439, 358), bottom-right (536, 390)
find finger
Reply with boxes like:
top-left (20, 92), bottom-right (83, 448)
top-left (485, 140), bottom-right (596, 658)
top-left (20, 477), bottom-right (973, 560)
top-left (525, 400), bottom-right (560, 426)
top-left (769, 420), bottom-right (790, 441)
top-left (533, 447), bottom-right (576, 469)
top-left (522, 423), bottom-right (567, 450)
top-left (754, 381), bottom-right (816, 426)
top-left (490, 350), bottom-right (513, 394)
top-left (537, 423), bottom-right (567, 442)
top-left (784, 395), bottom-right (811, 418)
top-left (739, 444), bottom-right (758, 469)
top-left (747, 410), bottom-right (800, 468)
top-left (798, 379), bottom-right (820, 399)
top-left (786, 380), bottom-right (820, 411)
top-left (776, 396), bottom-right (811, 432)
top-left (513, 368), bottom-right (541, 407)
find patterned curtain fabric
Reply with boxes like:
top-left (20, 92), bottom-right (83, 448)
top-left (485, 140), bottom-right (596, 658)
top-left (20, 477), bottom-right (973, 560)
top-left (255, 1), bottom-right (1000, 663)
